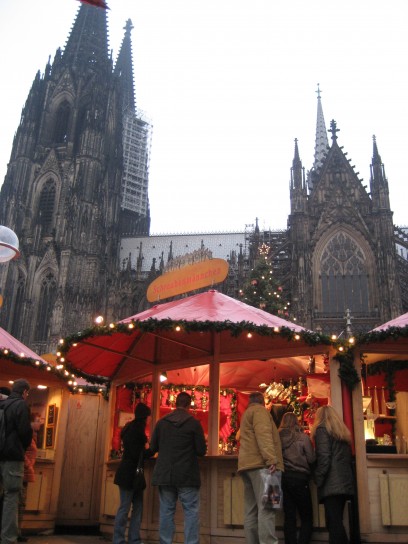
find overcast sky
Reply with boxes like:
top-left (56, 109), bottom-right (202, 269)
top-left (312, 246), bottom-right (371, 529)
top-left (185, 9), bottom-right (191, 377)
top-left (0, 0), bottom-right (407, 234)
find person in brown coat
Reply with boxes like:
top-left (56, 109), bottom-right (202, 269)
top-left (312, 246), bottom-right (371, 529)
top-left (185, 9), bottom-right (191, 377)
top-left (238, 391), bottom-right (284, 544)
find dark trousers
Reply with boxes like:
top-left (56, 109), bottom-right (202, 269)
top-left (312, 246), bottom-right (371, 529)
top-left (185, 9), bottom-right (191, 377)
top-left (323, 495), bottom-right (349, 544)
top-left (282, 473), bottom-right (313, 544)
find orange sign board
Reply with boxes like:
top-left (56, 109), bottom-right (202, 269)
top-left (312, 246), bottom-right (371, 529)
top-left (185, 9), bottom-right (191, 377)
top-left (147, 258), bottom-right (229, 302)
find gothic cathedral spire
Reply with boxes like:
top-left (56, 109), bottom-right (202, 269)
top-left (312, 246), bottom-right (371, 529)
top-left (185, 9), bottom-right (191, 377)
top-left (0, 4), bottom-right (139, 353)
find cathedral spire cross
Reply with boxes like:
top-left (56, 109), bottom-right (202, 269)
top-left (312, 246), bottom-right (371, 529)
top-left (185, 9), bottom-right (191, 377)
top-left (329, 119), bottom-right (340, 141)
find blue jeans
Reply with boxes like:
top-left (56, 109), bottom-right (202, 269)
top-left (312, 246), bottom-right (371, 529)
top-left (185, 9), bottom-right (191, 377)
top-left (158, 485), bottom-right (200, 544)
top-left (241, 469), bottom-right (278, 544)
top-left (0, 460), bottom-right (24, 544)
top-left (113, 487), bottom-right (144, 544)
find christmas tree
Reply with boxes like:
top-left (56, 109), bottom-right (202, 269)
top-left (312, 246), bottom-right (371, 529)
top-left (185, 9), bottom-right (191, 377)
top-left (239, 243), bottom-right (293, 319)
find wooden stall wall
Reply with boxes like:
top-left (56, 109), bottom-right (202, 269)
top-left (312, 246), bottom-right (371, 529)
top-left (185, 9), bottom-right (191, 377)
top-left (56, 393), bottom-right (108, 527)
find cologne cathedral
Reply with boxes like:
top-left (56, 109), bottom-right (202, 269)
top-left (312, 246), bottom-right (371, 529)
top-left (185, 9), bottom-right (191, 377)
top-left (0, 4), bottom-right (407, 354)
top-left (0, 4), bottom-right (151, 354)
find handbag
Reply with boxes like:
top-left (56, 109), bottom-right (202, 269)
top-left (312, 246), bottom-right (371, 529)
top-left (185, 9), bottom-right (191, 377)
top-left (260, 468), bottom-right (283, 510)
top-left (133, 450), bottom-right (146, 491)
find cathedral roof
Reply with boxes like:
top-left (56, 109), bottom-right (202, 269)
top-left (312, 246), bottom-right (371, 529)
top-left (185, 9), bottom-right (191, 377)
top-left (120, 232), bottom-right (249, 273)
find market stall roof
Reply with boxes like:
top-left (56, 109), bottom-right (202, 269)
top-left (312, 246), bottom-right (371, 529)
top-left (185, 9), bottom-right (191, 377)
top-left (61, 290), bottom-right (329, 387)
top-left (357, 311), bottom-right (408, 364)
top-left (372, 312), bottom-right (408, 331)
top-left (0, 326), bottom-right (68, 386)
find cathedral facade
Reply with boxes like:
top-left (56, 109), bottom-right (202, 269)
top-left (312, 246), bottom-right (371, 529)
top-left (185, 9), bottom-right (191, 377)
top-left (0, 5), bottom-right (150, 354)
top-left (0, 4), bottom-right (407, 354)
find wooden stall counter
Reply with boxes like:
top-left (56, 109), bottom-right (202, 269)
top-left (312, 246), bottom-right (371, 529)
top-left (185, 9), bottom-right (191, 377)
top-left (100, 454), bottom-right (327, 544)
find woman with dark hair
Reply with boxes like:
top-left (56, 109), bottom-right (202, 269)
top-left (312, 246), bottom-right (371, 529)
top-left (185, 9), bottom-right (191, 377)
top-left (113, 402), bottom-right (151, 544)
top-left (310, 405), bottom-right (355, 544)
top-left (279, 411), bottom-right (315, 544)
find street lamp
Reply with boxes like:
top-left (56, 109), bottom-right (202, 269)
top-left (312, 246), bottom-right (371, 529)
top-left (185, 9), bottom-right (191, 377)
top-left (0, 226), bottom-right (20, 263)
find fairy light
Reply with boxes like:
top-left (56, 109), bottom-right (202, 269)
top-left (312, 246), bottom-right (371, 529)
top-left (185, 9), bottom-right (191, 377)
top-left (294, 334), bottom-right (300, 340)
top-left (109, 323), bottom-right (115, 329)
top-left (35, 361), bottom-right (40, 366)
top-left (175, 326), bottom-right (181, 332)
top-left (247, 332), bottom-right (253, 338)
top-left (128, 323), bottom-right (135, 329)
top-left (273, 327), bottom-right (280, 333)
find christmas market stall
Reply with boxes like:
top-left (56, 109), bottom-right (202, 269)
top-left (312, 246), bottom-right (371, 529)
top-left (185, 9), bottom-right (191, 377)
top-left (351, 312), bottom-right (408, 542)
top-left (59, 290), bottom-right (351, 543)
top-left (0, 326), bottom-right (108, 533)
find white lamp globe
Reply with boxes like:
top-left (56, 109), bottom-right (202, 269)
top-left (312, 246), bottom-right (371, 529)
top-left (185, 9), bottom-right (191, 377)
top-left (0, 226), bottom-right (20, 263)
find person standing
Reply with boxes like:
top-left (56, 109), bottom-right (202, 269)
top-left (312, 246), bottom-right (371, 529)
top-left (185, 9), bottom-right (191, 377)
top-left (113, 402), bottom-right (152, 544)
top-left (149, 391), bottom-right (206, 544)
top-left (0, 379), bottom-right (32, 544)
top-left (18, 415), bottom-right (41, 542)
top-left (310, 405), bottom-right (355, 544)
top-left (279, 411), bottom-right (315, 544)
top-left (238, 391), bottom-right (284, 544)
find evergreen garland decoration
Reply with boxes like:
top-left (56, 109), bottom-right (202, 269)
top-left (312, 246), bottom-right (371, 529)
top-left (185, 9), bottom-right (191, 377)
top-left (367, 360), bottom-right (408, 403)
top-left (357, 325), bottom-right (408, 345)
top-left (0, 346), bottom-right (109, 397)
top-left (333, 349), bottom-right (361, 391)
top-left (59, 317), bottom-right (331, 354)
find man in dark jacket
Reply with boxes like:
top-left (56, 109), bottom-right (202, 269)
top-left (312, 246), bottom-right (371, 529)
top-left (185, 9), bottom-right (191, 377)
top-left (149, 391), bottom-right (206, 544)
top-left (0, 379), bottom-right (33, 544)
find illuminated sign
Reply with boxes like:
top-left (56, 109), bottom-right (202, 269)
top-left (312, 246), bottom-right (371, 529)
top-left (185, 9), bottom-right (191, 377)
top-left (147, 258), bottom-right (229, 302)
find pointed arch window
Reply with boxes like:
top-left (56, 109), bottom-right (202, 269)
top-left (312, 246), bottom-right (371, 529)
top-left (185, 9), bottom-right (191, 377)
top-left (320, 232), bottom-right (369, 316)
top-left (10, 272), bottom-right (26, 338)
top-left (35, 272), bottom-right (57, 342)
top-left (38, 179), bottom-right (56, 233)
top-left (54, 101), bottom-right (70, 143)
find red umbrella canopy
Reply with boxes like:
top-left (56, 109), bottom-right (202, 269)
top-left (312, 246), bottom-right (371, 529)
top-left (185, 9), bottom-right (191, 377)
top-left (0, 327), bottom-right (67, 386)
top-left (61, 290), bottom-right (327, 386)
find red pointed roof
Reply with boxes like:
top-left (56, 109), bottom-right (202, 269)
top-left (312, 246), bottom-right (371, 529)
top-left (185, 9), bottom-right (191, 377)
top-left (121, 290), bottom-right (305, 331)
top-left (0, 327), bottom-right (66, 385)
top-left (61, 290), bottom-right (327, 387)
top-left (372, 311), bottom-right (408, 331)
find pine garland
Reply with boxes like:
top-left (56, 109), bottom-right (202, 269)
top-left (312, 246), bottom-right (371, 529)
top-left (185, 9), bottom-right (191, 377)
top-left (333, 349), bottom-right (361, 391)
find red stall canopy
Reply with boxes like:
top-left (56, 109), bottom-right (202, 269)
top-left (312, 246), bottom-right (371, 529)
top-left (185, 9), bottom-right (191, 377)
top-left (62, 290), bottom-right (329, 389)
top-left (0, 326), bottom-right (67, 386)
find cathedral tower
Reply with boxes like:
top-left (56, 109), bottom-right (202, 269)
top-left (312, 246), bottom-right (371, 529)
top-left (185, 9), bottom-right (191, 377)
top-left (288, 91), bottom-right (402, 333)
top-left (0, 4), bottom-right (149, 353)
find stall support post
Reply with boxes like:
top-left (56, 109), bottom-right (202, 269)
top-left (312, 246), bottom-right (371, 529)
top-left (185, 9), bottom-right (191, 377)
top-left (208, 331), bottom-right (221, 456)
top-left (151, 367), bottom-right (162, 428)
top-left (352, 349), bottom-right (371, 536)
